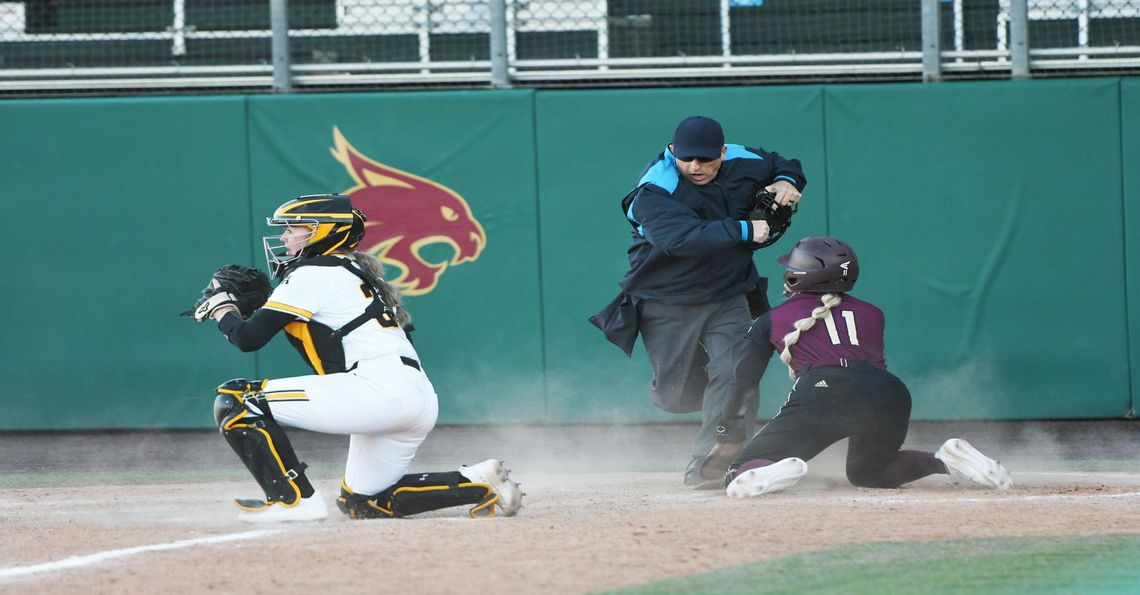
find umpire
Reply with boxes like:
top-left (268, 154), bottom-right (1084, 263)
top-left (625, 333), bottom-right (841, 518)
top-left (591, 115), bottom-right (806, 488)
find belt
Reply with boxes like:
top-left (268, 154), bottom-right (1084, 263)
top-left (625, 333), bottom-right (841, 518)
top-left (804, 359), bottom-right (879, 372)
top-left (347, 356), bottom-right (421, 373)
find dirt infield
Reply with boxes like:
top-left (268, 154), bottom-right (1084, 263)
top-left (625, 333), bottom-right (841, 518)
top-left (1, 421), bottom-right (1138, 594)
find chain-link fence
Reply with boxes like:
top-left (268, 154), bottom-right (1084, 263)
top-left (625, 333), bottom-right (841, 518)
top-left (1, 0), bottom-right (1138, 94)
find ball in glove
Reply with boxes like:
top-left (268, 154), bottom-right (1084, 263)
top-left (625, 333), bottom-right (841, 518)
top-left (181, 264), bottom-right (272, 322)
top-left (748, 189), bottom-right (797, 248)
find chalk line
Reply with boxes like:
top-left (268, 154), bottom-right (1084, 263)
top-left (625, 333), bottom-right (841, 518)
top-left (0, 530), bottom-right (277, 581)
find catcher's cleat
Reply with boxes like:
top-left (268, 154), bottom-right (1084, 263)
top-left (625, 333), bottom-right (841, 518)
top-left (458, 459), bottom-right (523, 517)
top-left (235, 490), bottom-right (329, 523)
top-left (726, 457), bottom-right (808, 498)
top-left (935, 439), bottom-right (1013, 490)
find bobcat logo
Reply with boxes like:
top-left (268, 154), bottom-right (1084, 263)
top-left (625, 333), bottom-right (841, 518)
top-left (331, 127), bottom-right (486, 295)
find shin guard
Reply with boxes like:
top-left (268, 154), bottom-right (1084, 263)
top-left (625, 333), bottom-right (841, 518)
top-left (214, 378), bottom-right (315, 508)
top-left (336, 472), bottom-right (494, 519)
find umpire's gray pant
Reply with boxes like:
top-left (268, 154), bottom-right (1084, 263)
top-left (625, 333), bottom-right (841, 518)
top-left (638, 295), bottom-right (759, 458)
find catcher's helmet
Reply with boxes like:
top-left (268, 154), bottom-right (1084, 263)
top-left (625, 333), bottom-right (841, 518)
top-left (263, 194), bottom-right (367, 278)
top-left (778, 236), bottom-right (859, 295)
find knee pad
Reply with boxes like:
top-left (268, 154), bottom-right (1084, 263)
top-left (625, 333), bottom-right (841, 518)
top-left (214, 378), bottom-right (270, 429)
top-left (213, 378), bottom-right (314, 505)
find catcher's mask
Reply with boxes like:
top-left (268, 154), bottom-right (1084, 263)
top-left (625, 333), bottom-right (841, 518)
top-left (751, 189), bottom-right (797, 248)
top-left (264, 194), bottom-right (367, 279)
top-left (779, 236), bottom-right (859, 296)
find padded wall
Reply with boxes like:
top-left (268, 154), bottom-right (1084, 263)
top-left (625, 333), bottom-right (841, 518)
top-left (824, 78), bottom-right (1129, 419)
top-left (0, 96), bottom-right (253, 429)
top-left (0, 78), bottom-right (1134, 429)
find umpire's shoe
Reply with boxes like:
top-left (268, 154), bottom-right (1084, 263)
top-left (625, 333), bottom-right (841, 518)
top-left (935, 439), bottom-right (1013, 490)
top-left (235, 490), bottom-right (330, 523)
top-left (699, 442), bottom-right (743, 482)
top-left (684, 456), bottom-right (722, 489)
top-left (458, 459), bottom-right (523, 517)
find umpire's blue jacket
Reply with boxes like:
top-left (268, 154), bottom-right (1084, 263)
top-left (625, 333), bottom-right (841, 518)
top-left (619, 145), bottom-right (806, 304)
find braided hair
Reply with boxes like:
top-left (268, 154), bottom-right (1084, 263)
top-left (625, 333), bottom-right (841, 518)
top-left (778, 293), bottom-right (842, 380)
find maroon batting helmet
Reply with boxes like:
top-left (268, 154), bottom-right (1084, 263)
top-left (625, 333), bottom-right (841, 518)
top-left (778, 236), bottom-right (860, 295)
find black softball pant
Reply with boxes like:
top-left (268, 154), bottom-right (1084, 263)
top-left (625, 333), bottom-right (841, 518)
top-left (732, 363), bottom-right (916, 488)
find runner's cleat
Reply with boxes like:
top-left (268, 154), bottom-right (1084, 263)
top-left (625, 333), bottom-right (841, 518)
top-left (935, 439), bottom-right (1013, 490)
top-left (725, 457), bottom-right (808, 498)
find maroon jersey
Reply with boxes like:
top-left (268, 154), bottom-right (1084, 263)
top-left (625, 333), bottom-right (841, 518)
top-left (769, 293), bottom-right (887, 376)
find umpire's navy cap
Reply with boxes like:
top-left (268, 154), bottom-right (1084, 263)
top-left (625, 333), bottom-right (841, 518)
top-left (672, 116), bottom-right (725, 160)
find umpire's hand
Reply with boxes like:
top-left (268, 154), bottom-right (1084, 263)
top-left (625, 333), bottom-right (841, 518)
top-left (765, 180), bottom-right (801, 207)
top-left (750, 220), bottom-right (771, 244)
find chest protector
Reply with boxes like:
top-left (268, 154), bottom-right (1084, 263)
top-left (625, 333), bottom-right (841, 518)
top-left (282, 256), bottom-right (402, 375)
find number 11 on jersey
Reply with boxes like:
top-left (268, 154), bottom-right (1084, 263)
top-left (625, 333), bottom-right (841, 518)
top-left (823, 310), bottom-right (860, 346)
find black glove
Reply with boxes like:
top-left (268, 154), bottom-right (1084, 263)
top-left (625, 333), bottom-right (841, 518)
top-left (181, 264), bottom-right (272, 321)
top-left (747, 189), bottom-right (797, 248)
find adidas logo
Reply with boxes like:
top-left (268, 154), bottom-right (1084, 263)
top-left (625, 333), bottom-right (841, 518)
top-left (814, 380), bottom-right (829, 388)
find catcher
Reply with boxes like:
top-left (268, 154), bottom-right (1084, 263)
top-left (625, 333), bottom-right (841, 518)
top-left (589, 115), bottom-right (805, 488)
top-left (187, 194), bottom-right (522, 522)
top-left (704, 236), bottom-right (1012, 496)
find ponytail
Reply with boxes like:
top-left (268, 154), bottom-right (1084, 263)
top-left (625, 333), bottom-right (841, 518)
top-left (347, 251), bottom-right (412, 329)
top-left (778, 293), bottom-right (842, 380)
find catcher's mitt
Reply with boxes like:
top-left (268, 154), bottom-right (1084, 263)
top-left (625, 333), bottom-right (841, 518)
top-left (747, 189), bottom-right (797, 248)
top-left (181, 264), bottom-right (272, 321)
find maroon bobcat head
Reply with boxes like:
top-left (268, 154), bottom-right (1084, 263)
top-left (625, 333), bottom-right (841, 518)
top-left (331, 127), bottom-right (486, 295)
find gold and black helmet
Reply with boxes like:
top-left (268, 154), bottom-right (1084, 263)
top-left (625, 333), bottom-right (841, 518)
top-left (263, 194), bottom-right (367, 278)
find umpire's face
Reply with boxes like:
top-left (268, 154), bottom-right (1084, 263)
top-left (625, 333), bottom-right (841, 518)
top-left (670, 144), bottom-right (726, 186)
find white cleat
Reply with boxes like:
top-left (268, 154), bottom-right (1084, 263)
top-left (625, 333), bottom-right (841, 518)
top-left (459, 459), bottom-right (523, 517)
top-left (935, 438), bottom-right (1013, 490)
top-left (235, 490), bottom-right (329, 523)
top-left (725, 457), bottom-right (808, 498)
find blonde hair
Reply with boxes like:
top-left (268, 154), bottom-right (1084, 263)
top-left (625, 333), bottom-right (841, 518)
top-left (779, 293), bottom-right (842, 380)
top-left (346, 250), bottom-right (412, 329)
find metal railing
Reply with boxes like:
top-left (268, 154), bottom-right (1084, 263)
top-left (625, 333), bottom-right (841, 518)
top-left (0, 0), bottom-right (1137, 94)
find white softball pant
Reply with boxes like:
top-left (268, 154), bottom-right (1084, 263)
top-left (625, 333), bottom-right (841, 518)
top-left (260, 354), bottom-right (439, 495)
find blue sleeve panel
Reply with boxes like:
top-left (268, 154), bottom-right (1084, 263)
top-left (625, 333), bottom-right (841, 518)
top-left (627, 153), bottom-right (680, 237)
top-left (724, 144), bottom-right (763, 161)
top-left (636, 154), bottom-right (680, 194)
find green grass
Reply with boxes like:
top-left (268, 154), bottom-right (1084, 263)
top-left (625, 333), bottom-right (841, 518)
top-left (607, 534), bottom-right (1140, 595)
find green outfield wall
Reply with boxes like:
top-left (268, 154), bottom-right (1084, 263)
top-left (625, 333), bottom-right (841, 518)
top-left (1, 78), bottom-right (1135, 430)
